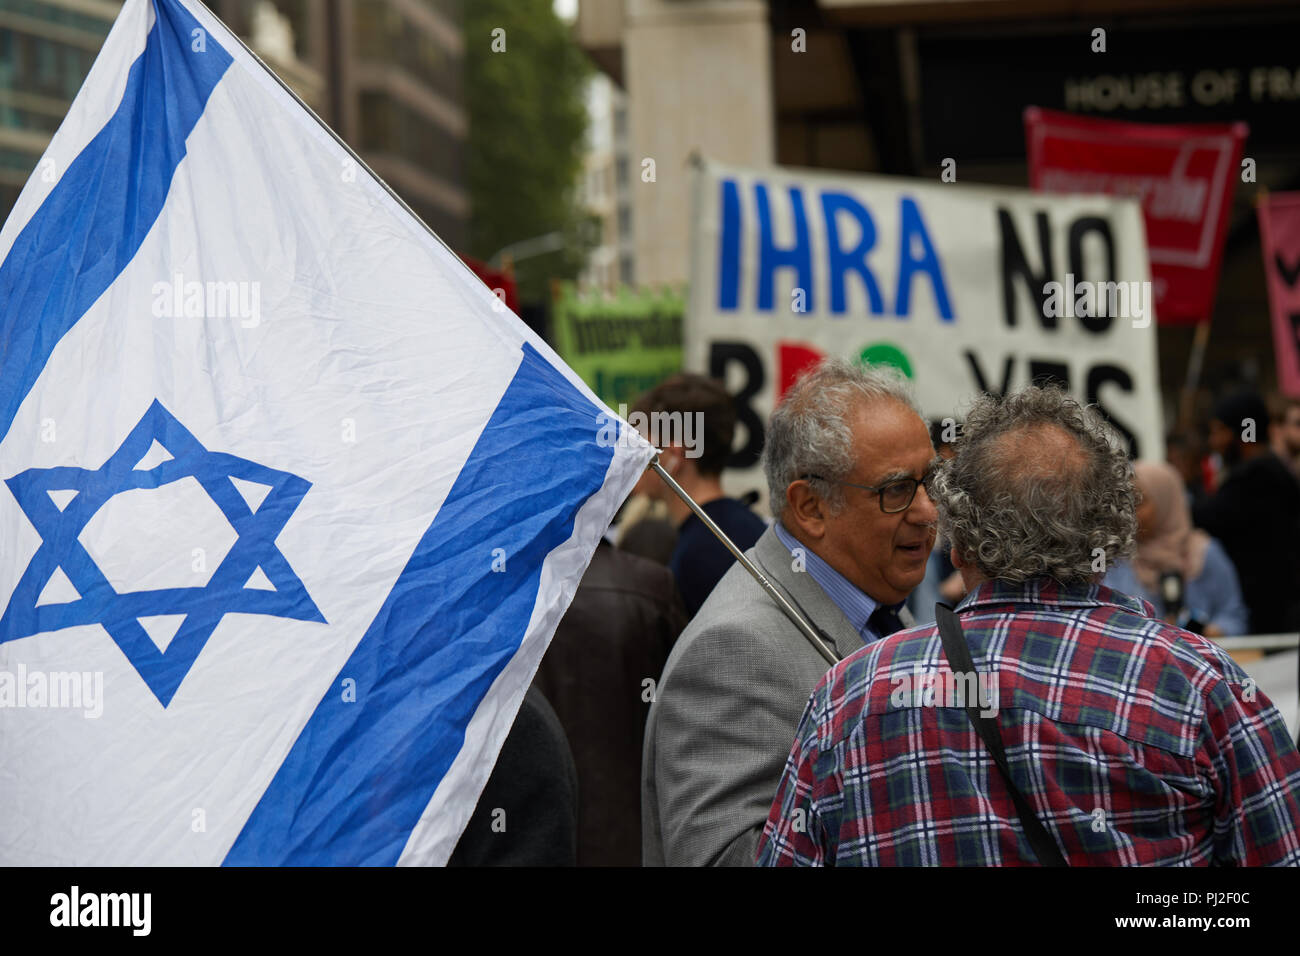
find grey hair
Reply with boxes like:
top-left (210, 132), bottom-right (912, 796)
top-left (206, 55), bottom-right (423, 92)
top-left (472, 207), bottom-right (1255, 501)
top-left (763, 359), bottom-right (920, 516)
top-left (929, 386), bottom-right (1137, 586)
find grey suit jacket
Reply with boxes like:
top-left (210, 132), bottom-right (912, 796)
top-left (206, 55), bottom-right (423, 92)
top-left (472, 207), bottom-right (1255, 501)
top-left (641, 524), bottom-right (874, 866)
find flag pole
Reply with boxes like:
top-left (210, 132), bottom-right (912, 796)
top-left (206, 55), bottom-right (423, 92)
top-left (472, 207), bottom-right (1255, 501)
top-left (1178, 319), bottom-right (1212, 434)
top-left (648, 459), bottom-right (840, 666)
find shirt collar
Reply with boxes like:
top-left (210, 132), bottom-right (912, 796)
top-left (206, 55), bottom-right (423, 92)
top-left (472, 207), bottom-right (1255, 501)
top-left (955, 576), bottom-right (1156, 619)
top-left (773, 520), bottom-right (899, 644)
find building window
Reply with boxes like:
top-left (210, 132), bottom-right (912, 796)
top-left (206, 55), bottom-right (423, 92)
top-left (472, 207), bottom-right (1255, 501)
top-left (357, 91), bottom-right (463, 187)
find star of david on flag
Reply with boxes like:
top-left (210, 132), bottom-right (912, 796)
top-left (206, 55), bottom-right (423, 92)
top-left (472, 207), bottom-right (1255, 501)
top-left (2, 400), bottom-right (324, 707)
top-left (0, 0), bottom-right (652, 866)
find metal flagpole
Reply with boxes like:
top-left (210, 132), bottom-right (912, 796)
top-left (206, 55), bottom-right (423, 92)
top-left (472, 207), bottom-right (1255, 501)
top-left (649, 459), bottom-right (840, 666)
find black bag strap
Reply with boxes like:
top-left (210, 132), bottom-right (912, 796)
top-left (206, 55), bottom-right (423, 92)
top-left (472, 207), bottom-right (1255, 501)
top-left (934, 603), bottom-right (1067, 867)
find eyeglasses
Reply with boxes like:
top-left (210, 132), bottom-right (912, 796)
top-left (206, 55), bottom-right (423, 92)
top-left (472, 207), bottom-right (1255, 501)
top-left (801, 462), bottom-right (940, 514)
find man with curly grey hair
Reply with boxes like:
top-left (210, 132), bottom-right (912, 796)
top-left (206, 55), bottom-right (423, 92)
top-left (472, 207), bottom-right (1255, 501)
top-left (643, 359), bottom-right (939, 866)
top-left (759, 385), bottom-right (1300, 866)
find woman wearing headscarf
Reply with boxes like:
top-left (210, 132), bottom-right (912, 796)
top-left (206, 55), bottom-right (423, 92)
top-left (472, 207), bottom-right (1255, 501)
top-left (1104, 460), bottom-right (1249, 636)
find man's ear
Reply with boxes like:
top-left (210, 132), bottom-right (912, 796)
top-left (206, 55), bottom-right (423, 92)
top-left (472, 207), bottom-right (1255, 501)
top-left (950, 545), bottom-right (964, 569)
top-left (660, 443), bottom-right (686, 476)
top-left (785, 479), bottom-right (827, 540)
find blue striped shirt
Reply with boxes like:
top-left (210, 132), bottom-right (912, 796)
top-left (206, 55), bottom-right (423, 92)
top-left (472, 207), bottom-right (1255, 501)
top-left (773, 521), bottom-right (896, 646)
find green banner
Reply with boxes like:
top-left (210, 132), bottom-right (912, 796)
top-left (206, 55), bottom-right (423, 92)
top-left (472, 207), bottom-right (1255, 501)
top-left (552, 283), bottom-right (684, 408)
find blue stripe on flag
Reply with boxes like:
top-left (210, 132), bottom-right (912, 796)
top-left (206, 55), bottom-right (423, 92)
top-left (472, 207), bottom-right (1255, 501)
top-left (224, 343), bottom-right (616, 865)
top-left (0, 0), bottom-right (231, 443)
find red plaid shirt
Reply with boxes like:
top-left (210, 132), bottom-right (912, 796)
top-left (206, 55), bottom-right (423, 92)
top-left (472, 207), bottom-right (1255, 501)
top-left (756, 578), bottom-right (1300, 866)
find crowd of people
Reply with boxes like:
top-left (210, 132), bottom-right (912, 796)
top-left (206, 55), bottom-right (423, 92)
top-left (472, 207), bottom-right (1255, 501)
top-left (453, 367), bottom-right (1300, 866)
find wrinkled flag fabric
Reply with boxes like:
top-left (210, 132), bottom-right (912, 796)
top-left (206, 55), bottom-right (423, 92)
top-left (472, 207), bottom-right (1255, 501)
top-left (0, 0), bottom-right (652, 865)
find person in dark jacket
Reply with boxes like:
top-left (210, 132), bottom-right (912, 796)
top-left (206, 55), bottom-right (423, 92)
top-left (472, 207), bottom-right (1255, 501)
top-left (448, 685), bottom-right (578, 866)
top-left (618, 512), bottom-right (678, 566)
top-left (1193, 390), bottom-right (1300, 635)
top-left (628, 374), bottom-right (767, 617)
top-left (533, 539), bottom-right (687, 865)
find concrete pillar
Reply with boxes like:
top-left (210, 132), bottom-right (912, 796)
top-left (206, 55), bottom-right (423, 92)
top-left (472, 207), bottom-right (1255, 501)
top-left (624, 0), bottom-right (773, 285)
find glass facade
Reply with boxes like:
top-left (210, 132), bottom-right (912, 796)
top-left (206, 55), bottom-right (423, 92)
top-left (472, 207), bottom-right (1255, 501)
top-left (354, 0), bottom-right (462, 107)
top-left (0, 1), bottom-right (467, 248)
top-left (2, 0), bottom-right (115, 38)
top-left (349, 0), bottom-right (466, 247)
top-left (358, 90), bottom-right (462, 190)
top-left (0, 1), bottom-right (119, 219)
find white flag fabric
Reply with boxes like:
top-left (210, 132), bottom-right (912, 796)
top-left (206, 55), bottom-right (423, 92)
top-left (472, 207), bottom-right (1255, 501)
top-left (0, 0), bottom-right (652, 865)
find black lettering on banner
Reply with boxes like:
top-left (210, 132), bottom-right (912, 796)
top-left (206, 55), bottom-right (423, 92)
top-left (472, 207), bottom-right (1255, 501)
top-left (1290, 312), bottom-right (1300, 354)
top-left (1068, 216), bottom-right (1116, 334)
top-left (1276, 254), bottom-right (1300, 289)
top-left (965, 353), bottom-right (1140, 458)
top-left (1086, 364), bottom-right (1140, 459)
top-left (1027, 360), bottom-right (1069, 390)
top-left (964, 350), bottom-right (1014, 396)
top-left (998, 209), bottom-right (1053, 329)
top-left (572, 314), bottom-right (683, 355)
top-left (709, 341), bottom-right (765, 469)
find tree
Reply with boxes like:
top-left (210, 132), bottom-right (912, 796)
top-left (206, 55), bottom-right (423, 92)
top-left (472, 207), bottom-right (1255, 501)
top-left (465, 0), bottom-right (593, 304)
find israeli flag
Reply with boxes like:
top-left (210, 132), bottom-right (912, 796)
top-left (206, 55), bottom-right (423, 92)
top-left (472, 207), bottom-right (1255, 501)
top-left (0, 0), bottom-right (651, 865)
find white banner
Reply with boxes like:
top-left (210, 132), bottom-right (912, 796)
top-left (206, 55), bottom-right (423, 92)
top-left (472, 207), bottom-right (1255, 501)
top-left (685, 160), bottom-right (1163, 504)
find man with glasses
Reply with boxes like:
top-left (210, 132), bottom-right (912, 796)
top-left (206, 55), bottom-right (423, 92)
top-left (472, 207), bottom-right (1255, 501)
top-left (757, 386), bottom-right (1300, 866)
top-left (642, 359), bottom-right (938, 865)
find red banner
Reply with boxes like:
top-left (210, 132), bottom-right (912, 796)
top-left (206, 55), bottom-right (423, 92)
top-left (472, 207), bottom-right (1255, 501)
top-left (459, 254), bottom-right (518, 315)
top-left (1025, 107), bottom-right (1247, 325)
top-left (1258, 192), bottom-right (1300, 398)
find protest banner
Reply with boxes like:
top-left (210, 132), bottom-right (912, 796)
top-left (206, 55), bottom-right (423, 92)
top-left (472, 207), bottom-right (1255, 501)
top-left (1025, 107), bottom-right (1247, 325)
top-left (1257, 192), bottom-right (1300, 398)
top-left (552, 282), bottom-right (684, 408)
top-left (685, 159), bottom-right (1163, 502)
top-left (461, 255), bottom-right (519, 316)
